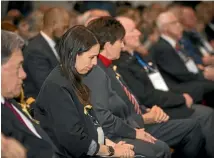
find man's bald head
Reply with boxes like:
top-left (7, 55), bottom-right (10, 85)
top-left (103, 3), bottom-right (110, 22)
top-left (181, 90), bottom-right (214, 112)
top-left (43, 7), bottom-right (70, 41)
top-left (116, 16), bottom-right (135, 31)
top-left (156, 11), bottom-right (174, 31)
top-left (156, 11), bottom-right (183, 40)
top-left (180, 7), bottom-right (197, 30)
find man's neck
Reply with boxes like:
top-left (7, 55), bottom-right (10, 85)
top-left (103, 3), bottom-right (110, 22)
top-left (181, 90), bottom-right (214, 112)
top-left (162, 33), bottom-right (179, 42)
top-left (161, 34), bottom-right (178, 48)
top-left (100, 50), bottom-right (112, 60)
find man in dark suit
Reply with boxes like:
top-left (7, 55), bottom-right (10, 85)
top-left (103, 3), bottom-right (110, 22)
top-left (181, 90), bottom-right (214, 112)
top-left (150, 11), bottom-right (214, 104)
top-left (179, 7), bottom-right (214, 85)
top-left (117, 15), bottom-right (214, 157)
top-left (23, 7), bottom-right (70, 99)
top-left (1, 31), bottom-right (62, 158)
top-left (180, 7), bottom-right (214, 56)
top-left (179, 7), bottom-right (214, 84)
top-left (149, 12), bottom-right (214, 157)
top-left (85, 17), bottom-right (204, 158)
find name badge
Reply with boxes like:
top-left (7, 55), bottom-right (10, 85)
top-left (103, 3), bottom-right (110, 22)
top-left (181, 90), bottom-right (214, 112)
top-left (185, 59), bottom-right (199, 74)
top-left (148, 72), bottom-right (169, 91)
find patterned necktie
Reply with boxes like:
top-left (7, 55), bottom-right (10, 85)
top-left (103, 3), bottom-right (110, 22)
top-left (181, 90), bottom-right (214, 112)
top-left (113, 65), bottom-right (142, 115)
top-left (175, 43), bottom-right (189, 62)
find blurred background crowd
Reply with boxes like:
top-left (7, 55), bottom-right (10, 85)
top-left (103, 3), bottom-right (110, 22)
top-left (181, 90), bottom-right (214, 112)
top-left (1, 1), bottom-right (213, 48)
top-left (1, 1), bottom-right (214, 158)
top-left (1, 1), bottom-right (214, 81)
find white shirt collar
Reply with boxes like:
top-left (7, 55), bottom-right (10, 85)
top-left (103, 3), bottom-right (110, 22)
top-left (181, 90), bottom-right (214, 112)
top-left (1, 96), bottom-right (5, 104)
top-left (40, 31), bottom-right (60, 61)
top-left (1, 95), bottom-right (42, 138)
top-left (161, 34), bottom-right (177, 49)
top-left (40, 31), bottom-right (56, 49)
top-left (208, 23), bottom-right (214, 31)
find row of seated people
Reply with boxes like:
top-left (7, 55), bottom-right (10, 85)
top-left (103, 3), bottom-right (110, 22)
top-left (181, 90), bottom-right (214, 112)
top-left (2, 9), bottom-right (214, 158)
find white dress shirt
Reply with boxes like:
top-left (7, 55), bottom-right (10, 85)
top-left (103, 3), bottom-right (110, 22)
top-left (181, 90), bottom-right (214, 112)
top-left (1, 96), bottom-right (42, 139)
top-left (40, 31), bottom-right (60, 61)
top-left (161, 34), bottom-right (177, 49)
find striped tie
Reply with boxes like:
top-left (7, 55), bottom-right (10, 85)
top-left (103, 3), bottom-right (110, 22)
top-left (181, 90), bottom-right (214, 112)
top-left (113, 65), bottom-right (142, 115)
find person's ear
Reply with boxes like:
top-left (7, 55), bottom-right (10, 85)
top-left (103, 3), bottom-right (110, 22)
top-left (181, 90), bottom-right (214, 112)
top-left (104, 42), bottom-right (111, 52)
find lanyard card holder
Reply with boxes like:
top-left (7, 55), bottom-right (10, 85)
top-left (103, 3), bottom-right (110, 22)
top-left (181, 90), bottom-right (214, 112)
top-left (134, 54), bottom-right (169, 91)
top-left (185, 58), bottom-right (199, 74)
top-left (177, 50), bottom-right (199, 74)
top-left (148, 71), bottom-right (169, 91)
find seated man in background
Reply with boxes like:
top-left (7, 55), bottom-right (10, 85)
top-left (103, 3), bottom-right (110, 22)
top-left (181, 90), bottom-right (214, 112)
top-left (150, 11), bottom-right (214, 106)
top-left (1, 30), bottom-right (61, 158)
top-left (85, 16), bottom-right (205, 158)
top-left (114, 16), bottom-right (214, 158)
top-left (16, 10), bottom-right (44, 41)
top-left (180, 7), bottom-right (213, 58)
top-left (178, 6), bottom-right (214, 82)
top-left (23, 7), bottom-right (70, 99)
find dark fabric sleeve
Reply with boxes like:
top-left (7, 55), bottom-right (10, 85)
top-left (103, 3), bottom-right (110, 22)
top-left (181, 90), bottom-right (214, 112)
top-left (37, 82), bottom-right (99, 157)
top-left (24, 49), bottom-right (53, 91)
top-left (150, 44), bottom-right (204, 82)
top-left (117, 65), bottom-right (186, 109)
top-left (84, 67), bottom-right (136, 139)
top-left (1, 106), bottom-right (55, 158)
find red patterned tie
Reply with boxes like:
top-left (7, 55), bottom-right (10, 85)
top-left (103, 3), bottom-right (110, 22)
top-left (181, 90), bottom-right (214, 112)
top-left (175, 43), bottom-right (181, 51)
top-left (113, 66), bottom-right (142, 115)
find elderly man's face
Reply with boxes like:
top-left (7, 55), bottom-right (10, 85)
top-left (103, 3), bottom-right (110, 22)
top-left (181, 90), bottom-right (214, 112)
top-left (1, 49), bottom-right (26, 98)
top-left (165, 14), bottom-right (183, 40)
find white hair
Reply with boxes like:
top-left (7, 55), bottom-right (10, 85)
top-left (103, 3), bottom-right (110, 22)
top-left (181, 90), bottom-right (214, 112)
top-left (1, 30), bottom-right (25, 65)
top-left (156, 11), bottom-right (174, 32)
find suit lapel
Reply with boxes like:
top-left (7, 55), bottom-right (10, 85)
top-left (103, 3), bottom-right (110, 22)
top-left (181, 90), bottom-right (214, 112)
top-left (160, 38), bottom-right (186, 64)
top-left (2, 101), bottom-right (36, 137)
top-left (9, 99), bottom-right (34, 122)
top-left (10, 99), bottom-right (45, 134)
top-left (8, 99), bottom-right (60, 153)
top-left (97, 60), bottom-right (133, 107)
top-left (38, 34), bottom-right (59, 66)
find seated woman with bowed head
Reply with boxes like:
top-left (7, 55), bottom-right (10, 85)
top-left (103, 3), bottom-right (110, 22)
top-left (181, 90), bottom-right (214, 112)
top-left (34, 25), bottom-right (135, 158)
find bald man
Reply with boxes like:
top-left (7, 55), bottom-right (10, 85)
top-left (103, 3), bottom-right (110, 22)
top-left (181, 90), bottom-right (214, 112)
top-left (23, 7), bottom-right (70, 99)
top-left (150, 12), bottom-right (214, 157)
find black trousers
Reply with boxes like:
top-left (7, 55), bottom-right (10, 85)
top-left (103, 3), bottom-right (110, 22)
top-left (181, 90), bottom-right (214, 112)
top-left (190, 104), bottom-right (214, 158)
top-left (202, 81), bottom-right (214, 106)
top-left (146, 119), bottom-right (204, 158)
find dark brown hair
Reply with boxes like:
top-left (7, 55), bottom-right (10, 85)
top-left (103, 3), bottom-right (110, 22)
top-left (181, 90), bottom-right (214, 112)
top-left (87, 16), bottom-right (125, 50)
top-left (56, 25), bottom-right (99, 105)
